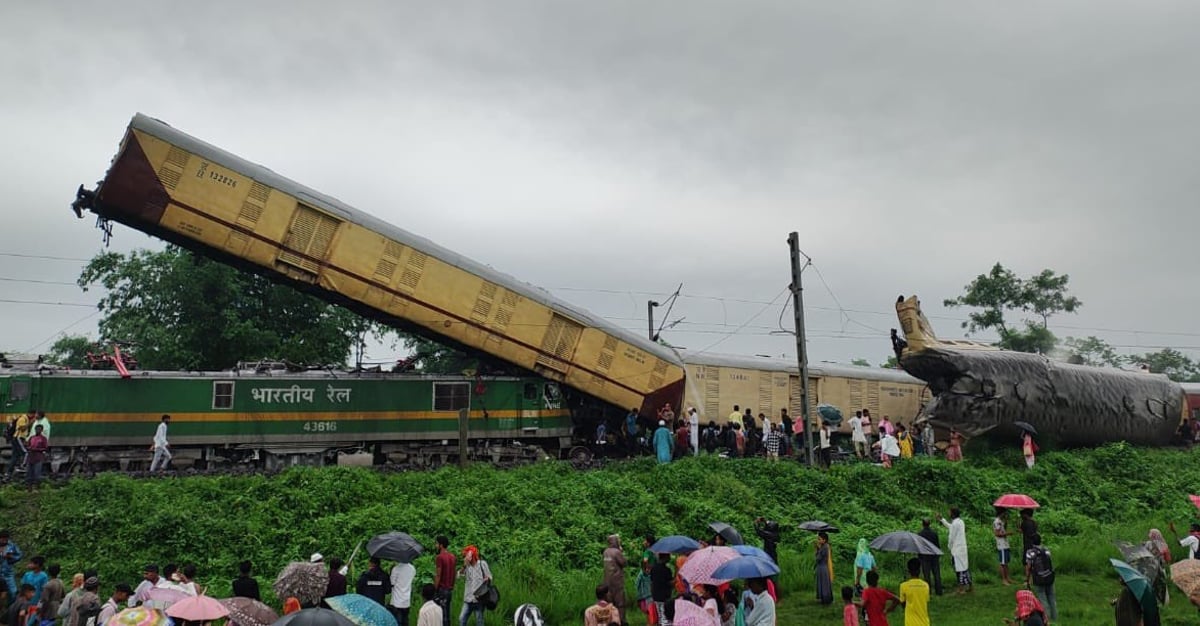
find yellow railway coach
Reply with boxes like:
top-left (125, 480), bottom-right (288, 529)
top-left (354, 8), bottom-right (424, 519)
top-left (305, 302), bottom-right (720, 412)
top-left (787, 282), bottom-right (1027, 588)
top-left (73, 114), bottom-right (686, 416)
top-left (678, 352), bottom-right (931, 434)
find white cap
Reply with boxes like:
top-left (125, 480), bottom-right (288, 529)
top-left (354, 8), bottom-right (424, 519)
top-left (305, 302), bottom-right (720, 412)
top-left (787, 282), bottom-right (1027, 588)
top-left (310, 552), bottom-right (324, 563)
top-left (658, 420), bottom-right (666, 426)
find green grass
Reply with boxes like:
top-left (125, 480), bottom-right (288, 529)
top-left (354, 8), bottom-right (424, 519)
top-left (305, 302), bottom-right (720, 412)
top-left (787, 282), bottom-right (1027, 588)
top-left (3, 442), bottom-right (1200, 625)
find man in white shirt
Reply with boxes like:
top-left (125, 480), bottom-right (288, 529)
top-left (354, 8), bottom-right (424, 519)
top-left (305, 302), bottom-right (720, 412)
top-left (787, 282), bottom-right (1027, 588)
top-left (390, 561), bottom-right (415, 626)
top-left (1172, 521), bottom-right (1200, 558)
top-left (149, 414), bottom-right (171, 472)
top-left (744, 578), bottom-right (775, 626)
top-left (32, 411), bottom-right (51, 443)
top-left (850, 412), bottom-right (866, 458)
top-left (416, 583), bottom-right (442, 626)
top-left (98, 584), bottom-right (132, 625)
top-left (818, 422), bottom-right (833, 468)
top-left (687, 408), bottom-right (700, 456)
top-left (940, 508), bottom-right (972, 593)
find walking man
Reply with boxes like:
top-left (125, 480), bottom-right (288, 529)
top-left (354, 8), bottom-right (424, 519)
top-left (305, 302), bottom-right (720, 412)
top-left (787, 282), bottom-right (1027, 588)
top-left (149, 414), bottom-right (171, 472)
top-left (601, 535), bottom-right (627, 626)
top-left (1023, 533), bottom-right (1058, 623)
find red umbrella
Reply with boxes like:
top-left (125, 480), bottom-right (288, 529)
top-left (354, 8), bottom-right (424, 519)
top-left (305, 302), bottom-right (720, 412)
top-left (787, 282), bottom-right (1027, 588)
top-left (1188, 494), bottom-right (1200, 511)
top-left (994, 494), bottom-right (1040, 509)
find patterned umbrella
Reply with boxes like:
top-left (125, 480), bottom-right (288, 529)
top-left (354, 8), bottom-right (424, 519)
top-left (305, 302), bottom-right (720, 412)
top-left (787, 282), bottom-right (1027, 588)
top-left (678, 546), bottom-right (740, 585)
top-left (1172, 559), bottom-right (1200, 597)
top-left (671, 598), bottom-right (718, 626)
top-left (221, 597), bottom-right (279, 626)
top-left (274, 561), bottom-right (330, 608)
top-left (166, 595), bottom-right (229, 622)
top-left (325, 594), bottom-right (398, 626)
top-left (106, 607), bottom-right (169, 626)
top-left (272, 608), bottom-right (357, 626)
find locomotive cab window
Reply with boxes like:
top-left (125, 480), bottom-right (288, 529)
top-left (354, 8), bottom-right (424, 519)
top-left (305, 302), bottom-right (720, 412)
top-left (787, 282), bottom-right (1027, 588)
top-left (433, 382), bottom-right (470, 412)
top-left (213, 381), bottom-right (235, 409)
top-left (523, 383), bottom-right (538, 401)
top-left (10, 380), bottom-right (29, 403)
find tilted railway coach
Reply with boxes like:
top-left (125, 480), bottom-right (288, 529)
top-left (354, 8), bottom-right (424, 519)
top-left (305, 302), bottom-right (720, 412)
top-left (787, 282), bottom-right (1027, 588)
top-left (0, 367), bottom-right (570, 473)
top-left (72, 114), bottom-right (685, 421)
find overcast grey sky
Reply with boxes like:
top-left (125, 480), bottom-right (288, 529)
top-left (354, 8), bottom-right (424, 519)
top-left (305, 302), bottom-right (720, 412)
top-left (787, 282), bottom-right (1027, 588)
top-left (2, 1), bottom-right (1198, 368)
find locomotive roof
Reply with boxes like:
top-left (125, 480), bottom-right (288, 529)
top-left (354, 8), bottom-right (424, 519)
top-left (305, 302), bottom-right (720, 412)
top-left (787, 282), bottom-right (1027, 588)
top-left (0, 368), bottom-right (534, 382)
top-left (129, 114), bottom-right (680, 367)
top-left (677, 350), bottom-right (924, 385)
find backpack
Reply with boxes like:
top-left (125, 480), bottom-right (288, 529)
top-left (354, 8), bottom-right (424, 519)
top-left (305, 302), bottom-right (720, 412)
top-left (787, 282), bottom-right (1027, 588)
top-left (1029, 547), bottom-right (1055, 586)
top-left (77, 600), bottom-right (101, 626)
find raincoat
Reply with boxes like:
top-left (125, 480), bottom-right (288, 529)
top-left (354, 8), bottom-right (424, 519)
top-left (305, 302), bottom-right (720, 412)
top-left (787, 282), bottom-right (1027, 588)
top-left (653, 425), bottom-right (673, 464)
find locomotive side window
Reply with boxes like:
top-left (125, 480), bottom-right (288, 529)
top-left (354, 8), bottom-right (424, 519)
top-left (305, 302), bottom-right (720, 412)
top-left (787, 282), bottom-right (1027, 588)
top-left (523, 383), bottom-right (538, 401)
top-left (433, 382), bottom-right (470, 412)
top-left (10, 380), bottom-right (28, 403)
top-left (213, 381), bottom-right (235, 409)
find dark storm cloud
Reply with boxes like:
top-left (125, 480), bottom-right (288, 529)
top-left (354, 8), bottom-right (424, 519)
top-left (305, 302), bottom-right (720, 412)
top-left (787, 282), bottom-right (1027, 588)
top-left (1, 1), bottom-right (1198, 365)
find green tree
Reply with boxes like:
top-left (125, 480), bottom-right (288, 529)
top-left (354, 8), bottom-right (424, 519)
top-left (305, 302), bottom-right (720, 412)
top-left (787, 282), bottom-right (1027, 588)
top-left (78, 247), bottom-right (393, 370)
top-left (400, 336), bottom-right (477, 374)
top-left (1128, 348), bottom-right (1200, 382)
top-left (850, 358), bottom-right (870, 367)
top-left (881, 355), bottom-right (899, 369)
top-left (1063, 336), bottom-right (1123, 367)
top-left (45, 335), bottom-right (97, 369)
top-left (943, 263), bottom-right (1081, 353)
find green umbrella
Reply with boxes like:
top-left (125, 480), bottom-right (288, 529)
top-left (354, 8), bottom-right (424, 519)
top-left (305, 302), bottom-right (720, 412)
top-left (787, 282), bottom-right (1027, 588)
top-left (1110, 558), bottom-right (1159, 623)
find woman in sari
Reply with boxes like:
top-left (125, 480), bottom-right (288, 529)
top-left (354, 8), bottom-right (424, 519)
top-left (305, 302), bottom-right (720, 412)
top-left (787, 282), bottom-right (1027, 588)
top-left (815, 532), bottom-right (834, 605)
top-left (1022, 432), bottom-right (1038, 469)
top-left (945, 429), bottom-right (964, 462)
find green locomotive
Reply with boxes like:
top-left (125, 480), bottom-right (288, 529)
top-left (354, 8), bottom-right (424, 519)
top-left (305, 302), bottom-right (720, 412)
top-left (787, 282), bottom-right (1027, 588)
top-left (0, 365), bottom-right (572, 472)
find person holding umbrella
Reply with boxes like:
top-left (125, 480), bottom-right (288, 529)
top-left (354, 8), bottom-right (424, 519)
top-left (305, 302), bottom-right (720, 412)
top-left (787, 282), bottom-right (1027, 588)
top-left (815, 532), bottom-right (834, 605)
top-left (1022, 431), bottom-right (1038, 469)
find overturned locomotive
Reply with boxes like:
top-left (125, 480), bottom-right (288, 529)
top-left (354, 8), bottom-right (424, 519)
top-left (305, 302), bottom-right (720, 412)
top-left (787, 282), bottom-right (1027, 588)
top-left (895, 295), bottom-right (1186, 446)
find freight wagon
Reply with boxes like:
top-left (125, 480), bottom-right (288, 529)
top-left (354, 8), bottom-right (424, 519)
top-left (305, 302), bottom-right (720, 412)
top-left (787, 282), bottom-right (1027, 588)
top-left (0, 367), bottom-right (571, 473)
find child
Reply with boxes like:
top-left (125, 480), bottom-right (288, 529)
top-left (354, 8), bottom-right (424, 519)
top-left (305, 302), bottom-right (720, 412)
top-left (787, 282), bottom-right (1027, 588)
top-left (860, 570), bottom-right (899, 626)
top-left (899, 557), bottom-right (932, 626)
top-left (842, 586), bottom-right (859, 626)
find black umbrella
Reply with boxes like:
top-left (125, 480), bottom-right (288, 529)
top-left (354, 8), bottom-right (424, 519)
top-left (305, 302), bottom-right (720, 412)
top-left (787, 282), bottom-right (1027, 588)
top-left (272, 608), bottom-right (357, 626)
top-left (797, 520), bottom-right (840, 533)
top-left (870, 531), bottom-right (943, 556)
top-left (1013, 421), bottom-right (1037, 435)
top-left (708, 522), bottom-right (745, 546)
top-left (367, 532), bottom-right (424, 563)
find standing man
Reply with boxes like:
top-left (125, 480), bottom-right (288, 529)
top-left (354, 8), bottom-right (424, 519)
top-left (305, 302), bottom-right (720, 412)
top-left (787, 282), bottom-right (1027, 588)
top-left (232, 561), bottom-right (260, 601)
top-left (688, 408), bottom-right (700, 457)
top-left (0, 530), bottom-right (23, 604)
top-left (20, 556), bottom-right (48, 605)
top-left (32, 411), bottom-right (51, 443)
top-left (433, 536), bottom-right (455, 626)
top-left (6, 411), bottom-right (30, 480)
top-left (416, 584), bottom-right (441, 626)
top-left (25, 426), bottom-right (48, 490)
top-left (149, 414), bottom-right (171, 473)
top-left (917, 519), bottom-right (944, 596)
top-left (860, 409), bottom-right (874, 454)
top-left (993, 508), bottom-right (1014, 585)
top-left (727, 405), bottom-right (743, 430)
top-left (97, 583), bottom-right (132, 625)
top-left (1019, 509), bottom-right (1039, 565)
top-left (356, 557), bottom-right (390, 606)
top-left (583, 585), bottom-right (618, 626)
top-left (390, 557), bottom-right (415, 626)
top-left (601, 535), bottom-right (627, 626)
top-left (39, 564), bottom-right (65, 623)
top-left (818, 421), bottom-right (833, 469)
top-left (744, 578), bottom-right (776, 626)
top-left (898, 558), bottom-right (930, 626)
top-left (623, 408), bottom-right (640, 455)
top-left (940, 508), bottom-right (972, 594)
top-left (850, 411), bottom-right (867, 459)
top-left (131, 564), bottom-right (162, 608)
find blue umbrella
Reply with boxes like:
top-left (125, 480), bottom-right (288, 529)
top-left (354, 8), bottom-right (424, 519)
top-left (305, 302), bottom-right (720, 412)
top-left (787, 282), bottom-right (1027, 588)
top-left (324, 594), bottom-right (398, 626)
top-left (732, 545), bottom-right (771, 560)
top-left (710, 555), bottom-right (781, 580)
top-left (649, 535), bottom-right (701, 554)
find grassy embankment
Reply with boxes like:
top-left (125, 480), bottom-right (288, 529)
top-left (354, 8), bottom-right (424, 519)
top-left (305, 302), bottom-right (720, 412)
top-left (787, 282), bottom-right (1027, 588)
top-left (2, 442), bottom-right (1199, 624)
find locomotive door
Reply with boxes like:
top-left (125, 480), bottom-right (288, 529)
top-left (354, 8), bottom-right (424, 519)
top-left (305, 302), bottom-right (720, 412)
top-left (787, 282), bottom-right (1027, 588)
top-left (521, 383), bottom-right (542, 431)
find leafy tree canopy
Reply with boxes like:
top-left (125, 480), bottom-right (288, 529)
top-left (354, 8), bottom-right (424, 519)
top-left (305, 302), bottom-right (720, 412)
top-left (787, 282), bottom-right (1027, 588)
top-left (45, 335), bottom-right (97, 369)
top-left (78, 247), bottom-right (392, 370)
top-left (1062, 335), bottom-right (1124, 368)
top-left (1128, 348), bottom-right (1200, 382)
top-left (943, 263), bottom-right (1081, 353)
top-left (850, 358), bottom-right (870, 367)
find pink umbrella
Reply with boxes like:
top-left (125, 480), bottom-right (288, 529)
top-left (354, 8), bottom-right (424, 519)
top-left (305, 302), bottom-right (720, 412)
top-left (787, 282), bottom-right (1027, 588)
top-left (1189, 494), bottom-right (1200, 511)
top-left (672, 598), bottom-right (719, 626)
top-left (678, 546), bottom-right (740, 586)
top-left (166, 595), bottom-right (229, 622)
top-left (993, 494), bottom-right (1040, 509)
top-left (144, 587), bottom-right (192, 609)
